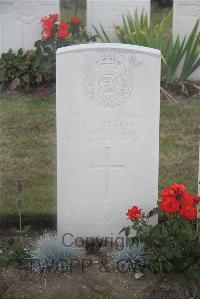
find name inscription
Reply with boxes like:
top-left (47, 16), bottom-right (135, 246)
top-left (63, 116), bottom-right (144, 143)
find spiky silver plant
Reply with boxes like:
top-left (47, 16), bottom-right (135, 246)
top-left (109, 244), bottom-right (147, 273)
top-left (30, 231), bottom-right (79, 272)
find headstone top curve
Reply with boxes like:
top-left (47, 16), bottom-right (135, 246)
top-left (56, 43), bottom-right (161, 57)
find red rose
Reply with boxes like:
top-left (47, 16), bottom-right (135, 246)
top-left (179, 204), bottom-right (197, 221)
top-left (161, 187), bottom-right (173, 198)
top-left (57, 22), bottom-right (70, 39)
top-left (179, 192), bottom-right (198, 221)
top-left (49, 13), bottom-right (59, 23)
top-left (39, 88), bottom-right (46, 97)
top-left (127, 206), bottom-right (142, 221)
top-left (171, 183), bottom-right (186, 193)
top-left (42, 29), bottom-right (51, 40)
top-left (161, 183), bottom-right (186, 199)
top-left (70, 16), bottom-right (81, 24)
top-left (160, 196), bottom-right (180, 213)
top-left (182, 192), bottom-right (195, 206)
top-left (41, 16), bottom-right (54, 30)
top-left (193, 196), bottom-right (200, 202)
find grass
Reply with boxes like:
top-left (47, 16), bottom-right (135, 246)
top-left (0, 94), bottom-right (199, 225)
top-left (159, 98), bottom-right (199, 194)
top-left (0, 94), bottom-right (56, 226)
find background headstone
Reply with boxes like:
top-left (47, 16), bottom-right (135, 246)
top-left (0, 0), bottom-right (60, 54)
top-left (173, 0), bottom-right (200, 80)
top-left (56, 43), bottom-right (161, 238)
top-left (87, 0), bottom-right (151, 41)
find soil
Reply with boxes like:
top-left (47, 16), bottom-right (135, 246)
top-left (0, 252), bottom-right (199, 299)
top-left (165, 80), bottom-right (200, 101)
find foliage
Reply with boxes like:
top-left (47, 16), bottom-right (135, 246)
top-left (30, 231), bottom-right (79, 272)
top-left (95, 13), bottom-right (200, 86)
top-left (109, 244), bottom-right (147, 273)
top-left (186, 264), bottom-right (200, 280)
top-left (34, 13), bottom-right (95, 82)
top-left (121, 184), bottom-right (200, 280)
top-left (0, 13), bottom-right (95, 91)
top-left (0, 238), bottom-right (29, 267)
top-left (8, 225), bottom-right (31, 237)
top-left (0, 49), bottom-right (47, 91)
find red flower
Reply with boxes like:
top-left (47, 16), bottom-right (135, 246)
top-left (160, 183), bottom-right (198, 221)
top-left (57, 22), bottom-right (70, 39)
top-left (182, 192), bottom-right (195, 206)
top-left (42, 29), bottom-right (51, 40)
top-left (161, 183), bottom-right (186, 199)
top-left (127, 206), bottom-right (142, 221)
top-left (161, 187), bottom-right (173, 198)
top-left (39, 88), bottom-right (46, 97)
top-left (193, 196), bottom-right (200, 202)
top-left (160, 196), bottom-right (180, 213)
top-left (49, 13), bottom-right (59, 23)
top-left (180, 204), bottom-right (197, 221)
top-left (41, 16), bottom-right (54, 30)
top-left (171, 183), bottom-right (186, 196)
top-left (70, 16), bottom-right (81, 24)
top-left (179, 192), bottom-right (198, 221)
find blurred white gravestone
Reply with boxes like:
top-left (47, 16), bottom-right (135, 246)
top-left (56, 43), bottom-right (161, 237)
top-left (87, 0), bottom-right (150, 41)
top-left (0, 0), bottom-right (59, 54)
top-left (173, 0), bottom-right (200, 80)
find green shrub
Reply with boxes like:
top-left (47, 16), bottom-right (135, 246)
top-left (121, 183), bottom-right (200, 280)
top-left (0, 239), bottom-right (29, 267)
top-left (95, 13), bottom-right (200, 86)
top-left (34, 14), bottom-right (94, 83)
top-left (0, 49), bottom-right (48, 92)
top-left (0, 14), bottom-right (95, 92)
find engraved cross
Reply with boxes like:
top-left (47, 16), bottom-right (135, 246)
top-left (91, 147), bottom-right (124, 201)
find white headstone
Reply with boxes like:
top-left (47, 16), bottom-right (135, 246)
top-left (87, 0), bottom-right (150, 41)
top-left (56, 43), bottom-right (161, 238)
top-left (0, 0), bottom-right (60, 54)
top-left (173, 0), bottom-right (200, 80)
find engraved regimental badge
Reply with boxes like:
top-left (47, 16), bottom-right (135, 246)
top-left (83, 51), bottom-right (135, 108)
top-left (15, 0), bottom-right (39, 24)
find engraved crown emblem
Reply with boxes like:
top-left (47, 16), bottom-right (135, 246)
top-left (83, 51), bottom-right (135, 108)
